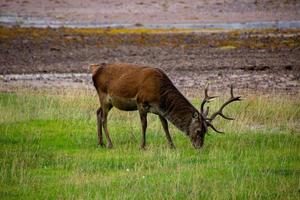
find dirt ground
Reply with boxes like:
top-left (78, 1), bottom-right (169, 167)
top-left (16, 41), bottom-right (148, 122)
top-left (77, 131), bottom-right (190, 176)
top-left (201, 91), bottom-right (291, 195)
top-left (0, 28), bottom-right (299, 93)
top-left (0, 1), bottom-right (299, 93)
top-left (1, 0), bottom-right (300, 24)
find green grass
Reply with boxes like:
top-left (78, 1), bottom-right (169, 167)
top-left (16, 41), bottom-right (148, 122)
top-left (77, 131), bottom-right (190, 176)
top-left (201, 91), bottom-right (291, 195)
top-left (0, 90), bottom-right (299, 199)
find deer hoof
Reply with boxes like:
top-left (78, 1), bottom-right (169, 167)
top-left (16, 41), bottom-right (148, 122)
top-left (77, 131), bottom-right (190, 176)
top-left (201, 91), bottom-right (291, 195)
top-left (98, 142), bottom-right (105, 147)
top-left (140, 145), bottom-right (146, 150)
top-left (107, 143), bottom-right (113, 148)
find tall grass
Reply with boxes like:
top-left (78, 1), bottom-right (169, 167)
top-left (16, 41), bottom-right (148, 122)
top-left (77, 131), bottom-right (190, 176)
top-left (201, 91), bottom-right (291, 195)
top-left (0, 89), bottom-right (299, 199)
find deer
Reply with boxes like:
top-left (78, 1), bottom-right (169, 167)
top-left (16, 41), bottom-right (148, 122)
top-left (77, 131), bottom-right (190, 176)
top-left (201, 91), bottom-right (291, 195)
top-left (91, 63), bottom-right (241, 149)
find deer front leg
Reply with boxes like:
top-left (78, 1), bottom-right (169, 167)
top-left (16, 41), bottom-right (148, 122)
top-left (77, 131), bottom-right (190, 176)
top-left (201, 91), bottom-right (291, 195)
top-left (96, 107), bottom-right (104, 146)
top-left (102, 106), bottom-right (113, 148)
top-left (159, 115), bottom-right (175, 149)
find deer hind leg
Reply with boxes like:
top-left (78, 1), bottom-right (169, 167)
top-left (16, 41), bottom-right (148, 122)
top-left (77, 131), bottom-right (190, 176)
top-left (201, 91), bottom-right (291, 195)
top-left (96, 107), bottom-right (104, 146)
top-left (159, 115), bottom-right (175, 149)
top-left (139, 111), bottom-right (148, 149)
top-left (102, 105), bottom-right (113, 148)
top-left (138, 103), bottom-right (148, 149)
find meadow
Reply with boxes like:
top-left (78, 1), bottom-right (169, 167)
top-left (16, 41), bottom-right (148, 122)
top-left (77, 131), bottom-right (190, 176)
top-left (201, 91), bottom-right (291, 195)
top-left (0, 89), bottom-right (299, 199)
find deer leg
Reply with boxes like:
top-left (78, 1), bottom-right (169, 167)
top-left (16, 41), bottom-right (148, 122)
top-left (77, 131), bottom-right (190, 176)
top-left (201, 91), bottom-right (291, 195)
top-left (96, 107), bottom-right (104, 146)
top-left (159, 115), bottom-right (175, 149)
top-left (102, 106), bottom-right (113, 148)
top-left (139, 110), bottom-right (148, 150)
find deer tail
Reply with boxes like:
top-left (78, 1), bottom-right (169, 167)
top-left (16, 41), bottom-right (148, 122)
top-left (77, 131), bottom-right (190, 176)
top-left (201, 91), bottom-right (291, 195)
top-left (90, 63), bottom-right (106, 75)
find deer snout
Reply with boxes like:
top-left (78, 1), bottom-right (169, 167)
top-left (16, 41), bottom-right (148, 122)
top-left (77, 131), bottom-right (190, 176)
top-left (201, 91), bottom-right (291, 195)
top-left (192, 138), bottom-right (204, 149)
top-left (190, 130), bottom-right (205, 149)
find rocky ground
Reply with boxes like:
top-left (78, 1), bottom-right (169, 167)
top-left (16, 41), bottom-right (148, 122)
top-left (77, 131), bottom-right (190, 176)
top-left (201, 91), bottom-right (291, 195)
top-left (0, 28), bottom-right (299, 94)
top-left (1, 0), bottom-right (300, 94)
top-left (1, 0), bottom-right (300, 24)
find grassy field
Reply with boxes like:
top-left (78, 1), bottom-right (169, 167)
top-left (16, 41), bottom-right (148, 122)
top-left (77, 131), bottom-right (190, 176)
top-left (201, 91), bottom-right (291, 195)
top-left (0, 89), bottom-right (299, 199)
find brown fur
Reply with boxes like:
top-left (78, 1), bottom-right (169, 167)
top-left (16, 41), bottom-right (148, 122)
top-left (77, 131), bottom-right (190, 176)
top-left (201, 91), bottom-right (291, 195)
top-left (92, 63), bottom-right (203, 149)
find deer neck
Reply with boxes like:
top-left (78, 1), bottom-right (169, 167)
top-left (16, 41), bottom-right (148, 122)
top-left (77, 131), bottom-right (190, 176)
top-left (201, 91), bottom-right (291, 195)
top-left (159, 86), bottom-right (196, 135)
top-left (165, 108), bottom-right (193, 134)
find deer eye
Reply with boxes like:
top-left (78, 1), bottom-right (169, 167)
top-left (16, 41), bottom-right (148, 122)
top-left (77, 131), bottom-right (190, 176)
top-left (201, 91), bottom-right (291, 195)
top-left (192, 112), bottom-right (199, 119)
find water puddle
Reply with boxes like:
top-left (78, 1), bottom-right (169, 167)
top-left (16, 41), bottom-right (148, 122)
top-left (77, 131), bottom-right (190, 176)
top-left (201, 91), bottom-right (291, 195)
top-left (1, 15), bottom-right (300, 29)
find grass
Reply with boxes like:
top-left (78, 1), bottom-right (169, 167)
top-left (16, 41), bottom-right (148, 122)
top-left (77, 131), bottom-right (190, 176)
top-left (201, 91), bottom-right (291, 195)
top-left (1, 26), bottom-right (300, 49)
top-left (0, 89), bottom-right (299, 199)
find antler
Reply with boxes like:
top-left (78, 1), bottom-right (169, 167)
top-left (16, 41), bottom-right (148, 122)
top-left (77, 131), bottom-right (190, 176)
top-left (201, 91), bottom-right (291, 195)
top-left (200, 83), bottom-right (217, 116)
top-left (207, 84), bottom-right (242, 122)
top-left (206, 121), bottom-right (224, 133)
top-left (200, 84), bottom-right (242, 134)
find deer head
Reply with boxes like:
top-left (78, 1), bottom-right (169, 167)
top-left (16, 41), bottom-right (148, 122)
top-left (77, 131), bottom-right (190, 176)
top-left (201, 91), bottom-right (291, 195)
top-left (189, 84), bottom-right (242, 149)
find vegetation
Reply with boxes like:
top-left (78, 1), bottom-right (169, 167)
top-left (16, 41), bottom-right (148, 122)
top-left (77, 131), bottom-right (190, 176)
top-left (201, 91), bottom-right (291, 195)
top-left (0, 89), bottom-right (299, 199)
top-left (1, 26), bottom-right (299, 49)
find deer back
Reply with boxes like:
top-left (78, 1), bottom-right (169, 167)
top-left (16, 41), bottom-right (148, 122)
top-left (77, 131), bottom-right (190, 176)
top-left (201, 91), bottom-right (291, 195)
top-left (91, 63), bottom-right (167, 103)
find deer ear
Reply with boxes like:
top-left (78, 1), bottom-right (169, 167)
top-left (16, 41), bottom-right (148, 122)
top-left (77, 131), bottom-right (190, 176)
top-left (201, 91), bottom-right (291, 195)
top-left (192, 112), bottom-right (199, 119)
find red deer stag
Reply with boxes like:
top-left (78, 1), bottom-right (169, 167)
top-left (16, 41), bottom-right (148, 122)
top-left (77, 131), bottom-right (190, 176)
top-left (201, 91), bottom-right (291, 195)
top-left (91, 63), bottom-right (241, 149)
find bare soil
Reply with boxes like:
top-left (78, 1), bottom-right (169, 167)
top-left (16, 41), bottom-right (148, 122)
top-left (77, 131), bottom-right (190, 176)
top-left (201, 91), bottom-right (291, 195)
top-left (1, 0), bottom-right (300, 24)
top-left (1, 0), bottom-right (300, 93)
top-left (0, 28), bottom-right (299, 93)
